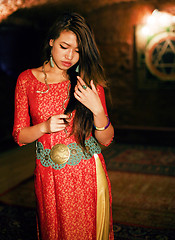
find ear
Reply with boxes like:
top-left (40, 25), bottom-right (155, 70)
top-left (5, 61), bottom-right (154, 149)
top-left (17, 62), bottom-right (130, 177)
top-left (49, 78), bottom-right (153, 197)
top-left (49, 39), bottom-right (54, 47)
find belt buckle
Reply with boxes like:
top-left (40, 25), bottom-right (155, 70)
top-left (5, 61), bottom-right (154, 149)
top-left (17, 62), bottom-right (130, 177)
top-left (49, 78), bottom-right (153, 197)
top-left (50, 144), bottom-right (70, 165)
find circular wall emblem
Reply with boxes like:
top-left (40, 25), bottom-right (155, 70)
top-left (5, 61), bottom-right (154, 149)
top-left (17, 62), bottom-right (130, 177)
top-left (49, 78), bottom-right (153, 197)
top-left (145, 32), bottom-right (175, 80)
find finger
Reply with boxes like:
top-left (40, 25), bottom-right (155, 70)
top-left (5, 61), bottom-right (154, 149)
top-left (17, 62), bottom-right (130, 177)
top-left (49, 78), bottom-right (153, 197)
top-left (74, 85), bottom-right (83, 97)
top-left (76, 80), bottom-right (84, 91)
top-left (90, 80), bottom-right (97, 93)
top-left (58, 116), bottom-right (70, 124)
top-left (66, 118), bottom-right (71, 123)
top-left (77, 76), bottom-right (85, 85)
top-left (50, 123), bottom-right (68, 133)
top-left (57, 119), bottom-right (67, 124)
top-left (74, 91), bottom-right (80, 99)
top-left (77, 76), bottom-right (88, 89)
top-left (74, 84), bottom-right (80, 92)
top-left (51, 115), bottom-right (69, 125)
top-left (57, 114), bottom-right (70, 119)
top-left (74, 92), bottom-right (82, 103)
top-left (77, 82), bottom-right (89, 93)
top-left (57, 122), bottom-right (69, 127)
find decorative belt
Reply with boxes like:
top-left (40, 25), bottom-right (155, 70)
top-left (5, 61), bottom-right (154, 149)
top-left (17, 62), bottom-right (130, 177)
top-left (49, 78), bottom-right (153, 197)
top-left (36, 136), bottom-right (101, 170)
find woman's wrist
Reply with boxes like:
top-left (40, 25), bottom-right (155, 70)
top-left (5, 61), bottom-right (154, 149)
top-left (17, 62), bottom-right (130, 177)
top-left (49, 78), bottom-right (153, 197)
top-left (93, 111), bottom-right (109, 128)
top-left (92, 105), bottom-right (105, 117)
top-left (93, 115), bottom-right (110, 131)
top-left (40, 121), bottom-right (48, 134)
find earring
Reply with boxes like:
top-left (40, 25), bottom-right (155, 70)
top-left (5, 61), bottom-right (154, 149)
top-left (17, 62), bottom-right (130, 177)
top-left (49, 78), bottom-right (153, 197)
top-left (75, 65), bottom-right (79, 73)
top-left (50, 55), bottom-right (54, 68)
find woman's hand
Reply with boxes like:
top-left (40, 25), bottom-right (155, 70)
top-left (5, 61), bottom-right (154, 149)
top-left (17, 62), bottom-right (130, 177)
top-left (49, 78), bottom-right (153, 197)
top-left (74, 76), bottom-right (104, 116)
top-left (18, 114), bottom-right (70, 145)
top-left (42, 114), bottom-right (70, 134)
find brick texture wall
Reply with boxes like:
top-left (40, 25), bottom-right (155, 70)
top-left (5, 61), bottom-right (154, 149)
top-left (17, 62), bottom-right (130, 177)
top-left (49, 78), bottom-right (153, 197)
top-left (1, 0), bottom-right (175, 130)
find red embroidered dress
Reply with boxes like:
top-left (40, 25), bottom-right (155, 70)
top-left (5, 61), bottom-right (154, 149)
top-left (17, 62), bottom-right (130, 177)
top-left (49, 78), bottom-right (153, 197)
top-left (13, 69), bottom-right (114, 240)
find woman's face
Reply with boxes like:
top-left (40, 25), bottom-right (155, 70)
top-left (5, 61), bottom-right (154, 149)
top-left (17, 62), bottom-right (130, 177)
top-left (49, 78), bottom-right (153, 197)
top-left (49, 30), bottom-right (79, 70)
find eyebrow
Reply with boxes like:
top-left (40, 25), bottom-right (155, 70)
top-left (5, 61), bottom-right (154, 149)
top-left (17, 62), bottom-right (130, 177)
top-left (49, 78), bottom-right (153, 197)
top-left (61, 41), bottom-right (70, 46)
top-left (61, 41), bottom-right (78, 48)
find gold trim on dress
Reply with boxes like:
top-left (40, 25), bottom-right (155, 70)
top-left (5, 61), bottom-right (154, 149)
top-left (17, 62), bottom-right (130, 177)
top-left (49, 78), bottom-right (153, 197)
top-left (95, 153), bottom-right (110, 240)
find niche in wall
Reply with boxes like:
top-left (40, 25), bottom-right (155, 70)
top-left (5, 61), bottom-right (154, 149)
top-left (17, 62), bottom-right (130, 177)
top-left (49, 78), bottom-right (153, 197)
top-left (135, 10), bottom-right (175, 89)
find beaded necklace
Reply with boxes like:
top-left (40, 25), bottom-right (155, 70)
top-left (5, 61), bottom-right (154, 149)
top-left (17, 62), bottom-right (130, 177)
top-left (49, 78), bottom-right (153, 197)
top-left (36, 61), bottom-right (71, 107)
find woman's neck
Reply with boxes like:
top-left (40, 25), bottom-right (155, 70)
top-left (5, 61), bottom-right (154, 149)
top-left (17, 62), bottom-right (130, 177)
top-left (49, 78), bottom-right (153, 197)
top-left (44, 61), bottom-right (69, 83)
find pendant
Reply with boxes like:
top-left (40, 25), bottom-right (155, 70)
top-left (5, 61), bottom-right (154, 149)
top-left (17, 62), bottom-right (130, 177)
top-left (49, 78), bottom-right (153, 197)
top-left (50, 143), bottom-right (70, 164)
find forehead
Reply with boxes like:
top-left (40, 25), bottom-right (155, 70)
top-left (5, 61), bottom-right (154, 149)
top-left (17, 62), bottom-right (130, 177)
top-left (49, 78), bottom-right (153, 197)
top-left (57, 30), bottom-right (78, 47)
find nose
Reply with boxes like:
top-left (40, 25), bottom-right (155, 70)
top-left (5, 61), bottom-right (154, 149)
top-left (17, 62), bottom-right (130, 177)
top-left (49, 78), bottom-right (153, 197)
top-left (65, 49), bottom-right (73, 60)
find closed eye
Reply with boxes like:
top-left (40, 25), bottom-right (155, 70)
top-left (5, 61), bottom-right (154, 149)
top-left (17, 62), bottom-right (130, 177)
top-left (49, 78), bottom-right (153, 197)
top-left (60, 44), bottom-right (67, 49)
top-left (60, 44), bottom-right (79, 53)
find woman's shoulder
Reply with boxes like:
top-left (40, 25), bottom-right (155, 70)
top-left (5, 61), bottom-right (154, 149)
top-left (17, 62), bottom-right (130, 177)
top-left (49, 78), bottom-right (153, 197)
top-left (18, 69), bottom-right (30, 78)
top-left (17, 67), bottom-right (41, 84)
top-left (17, 69), bottom-right (31, 86)
top-left (31, 67), bottom-right (43, 79)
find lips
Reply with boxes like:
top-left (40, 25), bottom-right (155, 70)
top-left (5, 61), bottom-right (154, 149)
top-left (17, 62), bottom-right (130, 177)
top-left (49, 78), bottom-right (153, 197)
top-left (62, 61), bottom-right (72, 67)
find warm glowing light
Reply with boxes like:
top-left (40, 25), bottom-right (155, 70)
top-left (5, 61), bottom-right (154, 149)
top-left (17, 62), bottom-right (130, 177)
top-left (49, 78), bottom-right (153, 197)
top-left (140, 10), bottom-right (175, 39)
top-left (140, 26), bottom-right (151, 36)
top-left (159, 12), bottom-right (172, 27)
top-left (136, 10), bottom-right (175, 50)
top-left (172, 16), bottom-right (175, 24)
top-left (0, 0), bottom-right (46, 22)
top-left (146, 10), bottom-right (173, 28)
top-left (146, 9), bottom-right (159, 25)
top-left (0, 0), bottom-right (23, 22)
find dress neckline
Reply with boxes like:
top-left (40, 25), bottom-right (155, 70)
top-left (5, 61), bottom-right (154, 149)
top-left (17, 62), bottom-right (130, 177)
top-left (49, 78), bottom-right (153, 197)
top-left (29, 69), bottom-right (70, 86)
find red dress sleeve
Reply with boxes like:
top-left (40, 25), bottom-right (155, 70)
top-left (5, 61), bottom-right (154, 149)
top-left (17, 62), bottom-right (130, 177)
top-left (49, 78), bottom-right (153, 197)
top-left (12, 71), bottom-right (30, 146)
top-left (96, 85), bottom-right (114, 146)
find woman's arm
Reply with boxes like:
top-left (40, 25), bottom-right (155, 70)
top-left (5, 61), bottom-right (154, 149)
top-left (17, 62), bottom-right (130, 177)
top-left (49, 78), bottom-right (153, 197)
top-left (74, 76), bottom-right (114, 146)
top-left (93, 109), bottom-right (114, 146)
top-left (18, 114), bottom-right (70, 145)
top-left (13, 71), bottom-right (69, 145)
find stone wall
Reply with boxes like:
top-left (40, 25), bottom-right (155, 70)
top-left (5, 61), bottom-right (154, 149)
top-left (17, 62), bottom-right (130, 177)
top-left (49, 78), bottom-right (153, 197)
top-left (87, 1), bottom-right (175, 129)
top-left (1, 0), bottom-right (175, 137)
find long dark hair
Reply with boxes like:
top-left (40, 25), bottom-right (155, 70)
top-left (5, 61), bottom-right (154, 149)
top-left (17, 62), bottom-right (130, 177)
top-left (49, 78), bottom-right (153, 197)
top-left (44, 12), bottom-right (108, 148)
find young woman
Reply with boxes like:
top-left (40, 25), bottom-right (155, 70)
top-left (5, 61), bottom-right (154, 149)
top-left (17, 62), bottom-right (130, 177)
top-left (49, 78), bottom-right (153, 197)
top-left (13, 12), bottom-right (114, 240)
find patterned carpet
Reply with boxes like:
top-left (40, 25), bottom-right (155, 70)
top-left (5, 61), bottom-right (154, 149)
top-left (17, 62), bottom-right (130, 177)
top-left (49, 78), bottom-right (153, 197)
top-left (103, 142), bottom-right (175, 176)
top-left (0, 201), bottom-right (174, 240)
top-left (0, 141), bottom-right (175, 239)
top-left (109, 171), bottom-right (175, 228)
